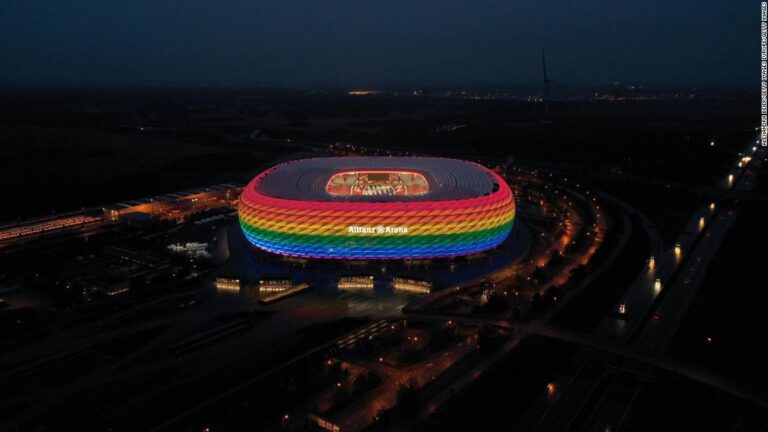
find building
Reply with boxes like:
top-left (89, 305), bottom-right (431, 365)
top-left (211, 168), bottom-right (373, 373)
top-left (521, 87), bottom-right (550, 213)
top-left (238, 157), bottom-right (515, 259)
top-left (338, 275), bottom-right (375, 290)
top-left (102, 183), bottom-right (242, 223)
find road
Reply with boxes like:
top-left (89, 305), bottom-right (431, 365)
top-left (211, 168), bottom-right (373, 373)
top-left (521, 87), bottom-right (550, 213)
top-left (392, 333), bottom-right (524, 432)
top-left (525, 324), bottom-right (768, 410)
top-left (595, 204), bottom-right (714, 343)
top-left (513, 140), bottom-right (765, 432)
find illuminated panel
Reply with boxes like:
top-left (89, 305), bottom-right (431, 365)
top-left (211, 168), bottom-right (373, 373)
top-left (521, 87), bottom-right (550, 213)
top-left (338, 276), bottom-right (375, 290)
top-left (259, 279), bottom-right (292, 294)
top-left (0, 214), bottom-right (102, 242)
top-left (392, 277), bottom-right (431, 294)
top-left (238, 159), bottom-right (515, 260)
top-left (326, 171), bottom-right (429, 196)
top-left (215, 277), bottom-right (241, 293)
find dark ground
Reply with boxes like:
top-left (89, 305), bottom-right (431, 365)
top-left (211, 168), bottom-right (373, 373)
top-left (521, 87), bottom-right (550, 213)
top-left (0, 86), bottom-right (757, 224)
top-left (671, 196), bottom-right (768, 389)
top-left (1, 86), bottom-right (765, 431)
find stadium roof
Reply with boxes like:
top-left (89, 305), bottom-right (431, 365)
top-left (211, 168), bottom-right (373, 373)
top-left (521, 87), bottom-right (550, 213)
top-left (254, 157), bottom-right (500, 202)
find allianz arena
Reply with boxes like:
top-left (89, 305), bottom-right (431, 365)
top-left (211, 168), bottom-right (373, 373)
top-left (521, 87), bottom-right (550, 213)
top-left (238, 157), bottom-right (515, 259)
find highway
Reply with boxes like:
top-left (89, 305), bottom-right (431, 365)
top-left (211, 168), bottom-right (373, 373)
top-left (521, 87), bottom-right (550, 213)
top-left (513, 140), bottom-right (765, 431)
top-left (634, 210), bottom-right (736, 354)
top-left (525, 324), bottom-right (768, 409)
top-left (595, 204), bottom-right (715, 343)
top-left (381, 174), bottom-right (635, 431)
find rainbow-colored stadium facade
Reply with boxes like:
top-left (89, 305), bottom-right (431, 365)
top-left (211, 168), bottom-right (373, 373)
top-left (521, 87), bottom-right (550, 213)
top-left (238, 157), bottom-right (515, 259)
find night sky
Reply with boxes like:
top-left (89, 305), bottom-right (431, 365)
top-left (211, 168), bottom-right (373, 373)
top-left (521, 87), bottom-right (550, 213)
top-left (0, 0), bottom-right (758, 87)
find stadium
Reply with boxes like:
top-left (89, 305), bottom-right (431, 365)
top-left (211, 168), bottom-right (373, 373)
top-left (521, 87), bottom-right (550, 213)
top-left (238, 157), bottom-right (515, 259)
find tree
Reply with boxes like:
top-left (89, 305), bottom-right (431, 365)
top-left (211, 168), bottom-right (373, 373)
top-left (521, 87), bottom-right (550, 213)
top-left (396, 378), bottom-right (420, 412)
top-left (477, 327), bottom-right (505, 351)
top-left (333, 386), bottom-right (352, 408)
top-left (428, 326), bottom-right (455, 352)
top-left (400, 346), bottom-right (424, 365)
top-left (353, 371), bottom-right (381, 396)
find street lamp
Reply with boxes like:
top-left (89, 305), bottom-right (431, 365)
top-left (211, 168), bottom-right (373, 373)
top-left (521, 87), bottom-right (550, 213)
top-left (547, 382), bottom-right (556, 396)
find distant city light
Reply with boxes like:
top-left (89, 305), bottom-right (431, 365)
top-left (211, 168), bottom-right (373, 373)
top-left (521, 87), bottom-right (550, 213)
top-left (348, 90), bottom-right (379, 96)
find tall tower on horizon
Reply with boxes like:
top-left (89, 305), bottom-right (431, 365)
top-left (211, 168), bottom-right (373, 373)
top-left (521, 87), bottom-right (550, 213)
top-left (542, 47), bottom-right (553, 116)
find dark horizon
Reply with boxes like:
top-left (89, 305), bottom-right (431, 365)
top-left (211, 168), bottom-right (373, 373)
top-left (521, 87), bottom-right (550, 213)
top-left (0, 81), bottom-right (759, 96)
top-left (0, 1), bottom-right (759, 89)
